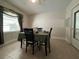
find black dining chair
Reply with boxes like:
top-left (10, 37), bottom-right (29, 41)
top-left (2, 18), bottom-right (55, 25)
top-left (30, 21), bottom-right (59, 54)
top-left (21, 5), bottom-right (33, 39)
top-left (48, 28), bottom-right (52, 53)
top-left (40, 28), bottom-right (52, 56)
top-left (24, 28), bottom-right (38, 55)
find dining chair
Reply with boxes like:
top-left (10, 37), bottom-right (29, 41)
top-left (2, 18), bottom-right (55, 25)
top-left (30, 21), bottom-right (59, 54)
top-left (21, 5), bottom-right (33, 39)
top-left (48, 28), bottom-right (52, 53)
top-left (24, 28), bottom-right (38, 55)
top-left (40, 28), bottom-right (52, 56)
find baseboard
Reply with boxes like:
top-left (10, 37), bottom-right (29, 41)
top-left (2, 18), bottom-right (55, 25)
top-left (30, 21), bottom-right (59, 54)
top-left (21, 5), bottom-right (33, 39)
top-left (65, 38), bottom-right (72, 44)
top-left (52, 36), bottom-right (65, 40)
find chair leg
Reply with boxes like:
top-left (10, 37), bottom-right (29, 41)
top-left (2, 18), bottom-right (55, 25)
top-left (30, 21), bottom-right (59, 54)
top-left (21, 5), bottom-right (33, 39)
top-left (49, 43), bottom-right (51, 53)
top-left (37, 41), bottom-right (41, 51)
top-left (32, 44), bottom-right (34, 55)
top-left (45, 43), bottom-right (47, 56)
top-left (26, 42), bottom-right (28, 52)
top-left (21, 39), bottom-right (22, 48)
top-left (38, 45), bottom-right (41, 51)
top-left (37, 42), bottom-right (38, 46)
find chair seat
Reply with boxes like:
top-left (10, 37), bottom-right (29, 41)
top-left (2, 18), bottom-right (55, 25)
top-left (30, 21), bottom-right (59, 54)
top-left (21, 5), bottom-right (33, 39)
top-left (27, 40), bottom-right (37, 44)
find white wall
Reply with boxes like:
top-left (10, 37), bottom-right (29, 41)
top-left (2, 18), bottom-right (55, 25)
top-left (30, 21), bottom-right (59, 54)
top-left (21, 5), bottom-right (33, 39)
top-left (66, 0), bottom-right (79, 49)
top-left (0, 0), bottom-right (29, 44)
top-left (32, 11), bottom-right (66, 39)
top-left (66, 0), bottom-right (79, 43)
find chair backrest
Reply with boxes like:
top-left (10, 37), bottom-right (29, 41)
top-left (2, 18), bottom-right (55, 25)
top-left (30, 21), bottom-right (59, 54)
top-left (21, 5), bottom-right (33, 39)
top-left (24, 28), bottom-right (34, 42)
top-left (49, 28), bottom-right (52, 39)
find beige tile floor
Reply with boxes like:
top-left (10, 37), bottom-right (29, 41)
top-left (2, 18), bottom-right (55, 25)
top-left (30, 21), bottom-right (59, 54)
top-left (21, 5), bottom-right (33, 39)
top-left (0, 39), bottom-right (79, 59)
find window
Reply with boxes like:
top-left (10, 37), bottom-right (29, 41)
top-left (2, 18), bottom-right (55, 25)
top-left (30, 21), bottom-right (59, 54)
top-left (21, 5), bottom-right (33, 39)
top-left (3, 11), bottom-right (20, 32)
top-left (74, 10), bottom-right (79, 40)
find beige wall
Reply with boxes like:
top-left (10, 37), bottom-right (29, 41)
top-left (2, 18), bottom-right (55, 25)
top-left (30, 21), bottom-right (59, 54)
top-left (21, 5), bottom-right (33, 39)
top-left (66, 0), bottom-right (79, 49)
top-left (32, 12), bottom-right (66, 39)
top-left (28, 15), bottom-right (35, 27)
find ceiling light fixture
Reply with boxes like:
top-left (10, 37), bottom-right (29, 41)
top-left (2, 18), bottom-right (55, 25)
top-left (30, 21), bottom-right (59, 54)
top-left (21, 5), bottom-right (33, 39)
top-left (31, 0), bottom-right (37, 3)
top-left (30, 0), bottom-right (45, 4)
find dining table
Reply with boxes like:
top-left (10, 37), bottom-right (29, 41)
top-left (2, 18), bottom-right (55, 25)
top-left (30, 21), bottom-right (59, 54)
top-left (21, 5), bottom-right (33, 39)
top-left (34, 32), bottom-right (49, 43)
top-left (20, 31), bottom-right (49, 47)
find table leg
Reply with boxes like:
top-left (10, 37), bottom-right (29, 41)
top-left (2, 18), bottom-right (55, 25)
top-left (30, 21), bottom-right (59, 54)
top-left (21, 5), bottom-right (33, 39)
top-left (21, 39), bottom-right (22, 48)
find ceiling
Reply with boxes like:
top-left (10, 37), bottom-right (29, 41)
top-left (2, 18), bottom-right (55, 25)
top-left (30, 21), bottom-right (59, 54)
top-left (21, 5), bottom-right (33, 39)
top-left (5, 0), bottom-right (72, 15)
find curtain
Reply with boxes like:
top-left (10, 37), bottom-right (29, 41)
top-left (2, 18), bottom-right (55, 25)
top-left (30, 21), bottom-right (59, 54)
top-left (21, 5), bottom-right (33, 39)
top-left (18, 14), bottom-right (23, 41)
top-left (0, 6), bottom-right (4, 45)
top-left (18, 14), bottom-right (23, 32)
top-left (0, 5), bottom-right (23, 43)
